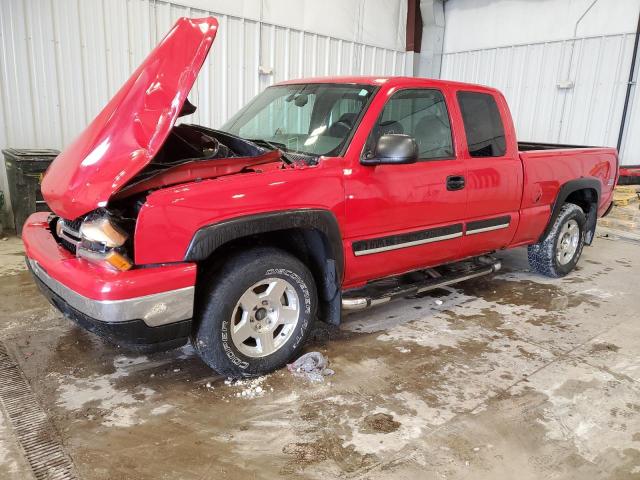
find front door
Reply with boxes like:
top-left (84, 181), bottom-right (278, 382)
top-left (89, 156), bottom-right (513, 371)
top-left (344, 86), bottom-right (467, 286)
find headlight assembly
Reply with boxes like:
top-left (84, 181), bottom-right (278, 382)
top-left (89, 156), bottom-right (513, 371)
top-left (76, 214), bottom-right (133, 271)
top-left (78, 217), bottom-right (128, 248)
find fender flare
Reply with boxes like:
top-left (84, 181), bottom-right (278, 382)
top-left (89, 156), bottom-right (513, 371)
top-left (183, 209), bottom-right (344, 280)
top-left (538, 177), bottom-right (601, 242)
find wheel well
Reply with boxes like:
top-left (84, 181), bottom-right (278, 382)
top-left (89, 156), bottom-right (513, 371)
top-left (539, 179), bottom-right (601, 244)
top-left (197, 227), bottom-right (341, 324)
top-left (553, 187), bottom-right (599, 245)
top-left (565, 188), bottom-right (598, 214)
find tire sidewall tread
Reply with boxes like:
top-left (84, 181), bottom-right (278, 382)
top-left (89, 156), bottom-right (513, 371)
top-left (527, 203), bottom-right (587, 278)
top-left (193, 247), bottom-right (317, 378)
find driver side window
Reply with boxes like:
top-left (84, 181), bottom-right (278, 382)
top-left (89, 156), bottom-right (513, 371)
top-left (367, 88), bottom-right (454, 161)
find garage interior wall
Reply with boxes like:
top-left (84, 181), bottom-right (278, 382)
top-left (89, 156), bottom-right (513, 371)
top-left (440, 0), bottom-right (640, 166)
top-left (0, 0), bottom-right (409, 228)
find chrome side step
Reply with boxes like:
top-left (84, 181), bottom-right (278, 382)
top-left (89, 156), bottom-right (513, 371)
top-left (342, 257), bottom-right (501, 311)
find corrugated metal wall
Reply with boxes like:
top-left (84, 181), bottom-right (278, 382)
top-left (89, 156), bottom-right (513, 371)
top-left (441, 33), bottom-right (638, 164)
top-left (0, 0), bottom-right (409, 226)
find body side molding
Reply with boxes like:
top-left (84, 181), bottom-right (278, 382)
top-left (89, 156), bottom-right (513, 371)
top-left (465, 215), bottom-right (511, 235)
top-left (352, 223), bottom-right (463, 256)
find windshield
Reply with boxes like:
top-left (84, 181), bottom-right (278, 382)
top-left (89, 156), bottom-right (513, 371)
top-left (220, 83), bottom-right (376, 157)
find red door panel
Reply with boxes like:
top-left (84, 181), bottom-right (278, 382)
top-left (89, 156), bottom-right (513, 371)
top-left (462, 160), bottom-right (522, 255)
top-left (344, 160), bottom-right (467, 286)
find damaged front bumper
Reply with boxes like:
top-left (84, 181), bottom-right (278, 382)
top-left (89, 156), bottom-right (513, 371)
top-left (28, 258), bottom-right (194, 327)
top-left (23, 212), bottom-right (197, 351)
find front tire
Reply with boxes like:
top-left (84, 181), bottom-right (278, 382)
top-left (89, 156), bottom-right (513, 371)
top-left (527, 203), bottom-right (586, 277)
top-left (193, 247), bottom-right (317, 377)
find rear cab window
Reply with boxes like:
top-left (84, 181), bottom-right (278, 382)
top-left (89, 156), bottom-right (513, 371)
top-left (457, 91), bottom-right (506, 157)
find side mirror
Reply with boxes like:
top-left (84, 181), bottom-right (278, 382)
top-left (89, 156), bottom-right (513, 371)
top-left (361, 134), bottom-right (418, 166)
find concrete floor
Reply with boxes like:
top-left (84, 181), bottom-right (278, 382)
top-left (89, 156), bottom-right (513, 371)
top-left (0, 204), bottom-right (639, 480)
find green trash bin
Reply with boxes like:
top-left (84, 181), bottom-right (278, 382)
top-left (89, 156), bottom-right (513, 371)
top-left (2, 148), bottom-right (59, 236)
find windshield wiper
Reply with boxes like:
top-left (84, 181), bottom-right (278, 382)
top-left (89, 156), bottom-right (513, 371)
top-left (248, 139), bottom-right (295, 165)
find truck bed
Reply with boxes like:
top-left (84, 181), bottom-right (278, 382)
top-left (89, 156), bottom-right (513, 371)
top-left (515, 144), bottom-right (618, 245)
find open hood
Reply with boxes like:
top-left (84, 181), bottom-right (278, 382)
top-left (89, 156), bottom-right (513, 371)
top-left (41, 17), bottom-right (218, 220)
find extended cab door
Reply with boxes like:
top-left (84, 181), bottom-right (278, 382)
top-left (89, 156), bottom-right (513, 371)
top-left (453, 89), bottom-right (523, 257)
top-left (343, 85), bottom-right (467, 286)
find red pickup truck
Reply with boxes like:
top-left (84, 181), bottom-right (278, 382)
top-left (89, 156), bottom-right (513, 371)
top-left (22, 17), bottom-right (617, 377)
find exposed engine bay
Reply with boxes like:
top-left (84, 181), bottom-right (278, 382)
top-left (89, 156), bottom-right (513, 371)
top-left (131, 123), bottom-right (268, 183)
top-left (111, 96), bottom-right (319, 204)
top-left (50, 123), bottom-right (286, 266)
top-left (50, 101), bottom-right (301, 266)
top-left (112, 122), bottom-right (290, 207)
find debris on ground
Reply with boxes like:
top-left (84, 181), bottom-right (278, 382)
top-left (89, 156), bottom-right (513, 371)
top-left (223, 376), bottom-right (270, 399)
top-left (613, 185), bottom-right (640, 206)
top-left (287, 352), bottom-right (334, 382)
top-left (361, 413), bottom-right (401, 433)
top-left (282, 441), bottom-right (328, 463)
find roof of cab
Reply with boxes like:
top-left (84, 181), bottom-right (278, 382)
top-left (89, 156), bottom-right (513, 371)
top-left (274, 76), bottom-right (500, 94)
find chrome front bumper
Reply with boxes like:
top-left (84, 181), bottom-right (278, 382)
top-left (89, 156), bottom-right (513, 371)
top-left (28, 258), bottom-right (194, 327)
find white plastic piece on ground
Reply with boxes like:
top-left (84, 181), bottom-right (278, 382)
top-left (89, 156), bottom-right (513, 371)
top-left (287, 352), bottom-right (335, 382)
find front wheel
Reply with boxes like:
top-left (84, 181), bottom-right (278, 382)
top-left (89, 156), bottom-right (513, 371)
top-left (193, 247), bottom-right (317, 377)
top-left (527, 203), bottom-right (586, 278)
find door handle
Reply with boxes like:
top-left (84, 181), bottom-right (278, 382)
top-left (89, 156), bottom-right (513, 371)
top-left (446, 175), bottom-right (465, 191)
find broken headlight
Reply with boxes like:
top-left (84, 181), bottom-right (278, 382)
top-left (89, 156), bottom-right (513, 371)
top-left (79, 216), bottom-right (128, 248)
top-left (77, 214), bottom-right (133, 271)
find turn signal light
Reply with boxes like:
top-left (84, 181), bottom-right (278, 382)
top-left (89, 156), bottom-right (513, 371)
top-left (104, 251), bottom-right (133, 272)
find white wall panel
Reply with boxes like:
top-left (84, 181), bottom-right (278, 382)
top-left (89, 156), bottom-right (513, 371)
top-left (0, 0), bottom-right (408, 226)
top-left (444, 0), bottom-right (640, 53)
top-left (618, 31), bottom-right (640, 167)
top-left (442, 34), bottom-right (636, 162)
top-left (620, 90), bottom-right (640, 166)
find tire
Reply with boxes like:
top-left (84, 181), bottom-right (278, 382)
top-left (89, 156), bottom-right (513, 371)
top-left (527, 203), bottom-right (586, 278)
top-left (192, 247), bottom-right (317, 377)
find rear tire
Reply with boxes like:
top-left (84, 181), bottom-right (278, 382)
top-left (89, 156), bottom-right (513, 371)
top-left (193, 247), bottom-right (317, 378)
top-left (527, 203), bottom-right (586, 278)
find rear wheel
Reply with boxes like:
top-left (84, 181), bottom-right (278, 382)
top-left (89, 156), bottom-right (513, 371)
top-left (193, 247), bottom-right (317, 377)
top-left (527, 203), bottom-right (586, 277)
